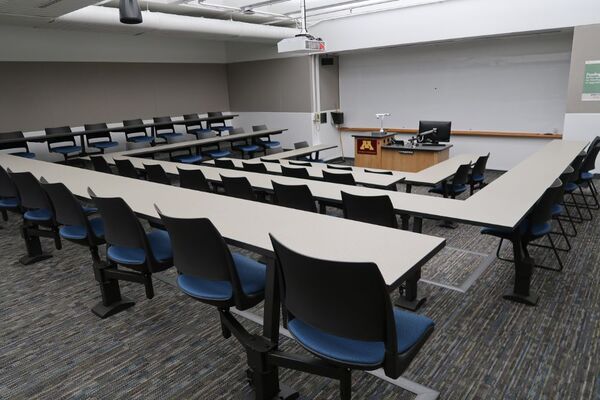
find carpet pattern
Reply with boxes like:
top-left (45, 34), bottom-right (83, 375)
top-left (1, 166), bottom-right (599, 400)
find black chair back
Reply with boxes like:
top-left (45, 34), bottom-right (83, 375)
top-left (451, 164), bottom-right (472, 186)
top-left (183, 113), bottom-right (204, 132)
top-left (41, 181), bottom-right (87, 228)
top-left (90, 156), bottom-right (112, 174)
top-left (270, 235), bottom-right (393, 342)
top-left (178, 168), bottom-right (211, 192)
top-left (84, 123), bottom-right (111, 143)
top-left (294, 141), bottom-right (309, 149)
top-left (281, 165), bottom-right (310, 179)
top-left (365, 169), bottom-right (393, 175)
top-left (327, 164), bottom-right (352, 171)
top-left (242, 162), bottom-right (267, 173)
top-left (215, 159), bottom-right (236, 169)
top-left (342, 192), bottom-right (397, 228)
top-left (471, 153), bottom-right (490, 178)
top-left (323, 170), bottom-right (356, 186)
top-left (260, 158), bottom-right (280, 164)
top-left (221, 175), bottom-right (256, 201)
top-left (0, 166), bottom-right (18, 199)
top-left (529, 180), bottom-right (562, 230)
top-left (115, 159), bottom-right (139, 179)
top-left (153, 116), bottom-right (176, 134)
top-left (45, 126), bottom-right (75, 147)
top-left (157, 211), bottom-right (260, 309)
top-left (9, 171), bottom-right (51, 211)
top-left (252, 124), bottom-right (268, 132)
top-left (144, 164), bottom-right (171, 185)
top-left (288, 161), bottom-right (312, 167)
top-left (272, 182), bottom-right (317, 213)
top-left (207, 111), bottom-right (227, 128)
top-left (566, 154), bottom-right (587, 183)
top-left (122, 119), bottom-right (148, 139)
top-left (0, 131), bottom-right (29, 153)
top-left (581, 137), bottom-right (600, 172)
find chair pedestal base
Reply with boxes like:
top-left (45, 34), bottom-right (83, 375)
top-left (395, 270), bottom-right (426, 311)
top-left (395, 296), bottom-right (427, 311)
top-left (91, 297), bottom-right (135, 319)
top-left (503, 291), bottom-right (539, 306)
top-left (19, 252), bottom-right (52, 265)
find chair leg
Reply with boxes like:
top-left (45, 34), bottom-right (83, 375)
top-left (1, 209), bottom-right (7, 222)
top-left (554, 217), bottom-right (572, 251)
top-left (560, 202), bottom-right (578, 237)
top-left (578, 186), bottom-right (594, 220)
top-left (144, 273), bottom-right (155, 299)
top-left (340, 369), bottom-right (352, 400)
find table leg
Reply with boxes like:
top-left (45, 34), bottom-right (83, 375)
top-left (503, 235), bottom-right (539, 305)
top-left (405, 184), bottom-right (412, 193)
top-left (395, 269), bottom-right (426, 311)
top-left (19, 224), bottom-right (52, 265)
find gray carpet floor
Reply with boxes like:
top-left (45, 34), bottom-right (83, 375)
top-left (1, 166), bottom-right (599, 400)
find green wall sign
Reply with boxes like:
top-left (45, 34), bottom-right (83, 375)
top-left (582, 60), bottom-right (600, 101)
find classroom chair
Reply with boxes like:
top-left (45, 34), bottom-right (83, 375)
top-left (272, 181), bottom-right (317, 213)
top-left (122, 119), bottom-right (155, 145)
top-left (177, 167), bottom-right (211, 192)
top-left (214, 159), bottom-right (236, 169)
top-left (323, 170), bottom-right (356, 186)
top-left (575, 137), bottom-right (600, 210)
top-left (207, 111), bottom-right (234, 136)
top-left (230, 128), bottom-right (263, 159)
top-left (270, 235), bottom-right (435, 399)
top-left (341, 192), bottom-right (397, 228)
top-left (183, 113), bottom-right (212, 138)
top-left (252, 124), bottom-right (281, 151)
top-left (0, 131), bottom-right (35, 159)
top-left (365, 169), bottom-right (393, 175)
top-left (115, 158), bottom-right (140, 179)
top-left (89, 155), bottom-right (113, 174)
top-left (294, 141), bottom-right (322, 162)
top-left (288, 160), bottom-right (312, 167)
top-left (469, 153), bottom-right (490, 195)
top-left (0, 166), bottom-right (20, 225)
top-left (429, 163), bottom-right (471, 199)
top-left (220, 175), bottom-right (256, 201)
top-left (144, 164), bottom-right (171, 185)
top-left (281, 165), bottom-right (310, 179)
top-left (153, 116), bottom-right (185, 143)
top-left (242, 162), bottom-right (268, 174)
top-left (327, 164), bottom-right (352, 171)
top-left (44, 126), bottom-right (83, 160)
top-left (84, 123), bottom-right (119, 153)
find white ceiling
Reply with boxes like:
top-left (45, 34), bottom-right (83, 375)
top-left (0, 0), bottom-right (99, 18)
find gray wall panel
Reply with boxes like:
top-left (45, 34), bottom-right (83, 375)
top-left (227, 57), bottom-right (312, 113)
top-left (319, 56), bottom-right (340, 111)
top-left (0, 62), bottom-right (229, 132)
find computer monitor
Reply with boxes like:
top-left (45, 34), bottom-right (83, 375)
top-left (418, 121), bottom-right (452, 144)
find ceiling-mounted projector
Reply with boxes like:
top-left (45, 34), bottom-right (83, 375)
top-left (278, 34), bottom-right (325, 54)
top-left (278, 0), bottom-right (325, 54)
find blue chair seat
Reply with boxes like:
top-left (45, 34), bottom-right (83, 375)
top-left (177, 253), bottom-right (266, 301)
top-left (13, 152), bottom-right (36, 159)
top-left (259, 140), bottom-right (281, 149)
top-left (551, 203), bottom-right (564, 216)
top-left (212, 126), bottom-right (234, 132)
top-left (207, 150), bottom-right (231, 159)
top-left (128, 136), bottom-right (154, 144)
top-left (24, 208), bottom-right (53, 222)
top-left (581, 171), bottom-right (593, 180)
top-left (429, 183), bottom-right (467, 196)
top-left (59, 217), bottom-right (104, 240)
top-left (288, 309), bottom-right (434, 367)
top-left (564, 182), bottom-right (578, 193)
top-left (107, 229), bottom-right (172, 265)
top-left (90, 141), bottom-right (118, 149)
top-left (530, 222), bottom-right (552, 237)
top-left (51, 145), bottom-right (82, 155)
top-left (237, 145), bottom-right (260, 153)
top-left (471, 174), bottom-right (484, 183)
top-left (0, 197), bottom-right (18, 208)
top-left (173, 154), bottom-right (203, 164)
top-left (190, 128), bottom-right (212, 136)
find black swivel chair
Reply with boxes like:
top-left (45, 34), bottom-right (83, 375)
top-left (122, 119), bottom-right (155, 145)
top-left (341, 192), bottom-right (397, 228)
top-left (177, 168), bottom-right (211, 192)
top-left (9, 171), bottom-right (61, 264)
top-left (152, 116), bottom-right (184, 143)
top-left (144, 164), bottom-right (171, 185)
top-left (469, 153), bottom-right (490, 195)
top-left (0, 166), bottom-right (20, 225)
top-left (183, 113), bottom-right (212, 139)
top-left (323, 170), bottom-right (356, 186)
top-left (215, 159), bottom-right (236, 170)
top-left (272, 181), bottom-right (317, 213)
top-left (281, 165), bottom-right (310, 179)
top-left (88, 190), bottom-right (173, 316)
top-left (242, 162), bottom-right (268, 174)
top-left (429, 163), bottom-right (471, 199)
top-left (89, 156), bottom-right (113, 174)
top-left (270, 235), bottom-right (435, 399)
top-left (45, 126), bottom-right (83, 160)
top-left (114, 159), bottom-right (140, 179)
top-left (220, 175), bottom-right (256, 201)
top-left (0, 131), bottom-right (35, 158)
top-left (84, 123), bottom-right (119, 154)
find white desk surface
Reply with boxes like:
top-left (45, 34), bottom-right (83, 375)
top-left (104, 129), bottom-right (287, 158)
top-left (0, 154), bottom-right (445, 288)
top-left (104, 139), bottom-right (588, 230)
top-left (259, 144), bottom-right (337, 161)
top-left (203, 158), bottom-right (402, 188)
top-left (277, 154), bottom-right (479, 186)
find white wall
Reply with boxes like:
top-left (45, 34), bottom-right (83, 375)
top-left (0, 24), bottom-right (227, 63)
top-left (311, 0), bottom-right (600, 53)
top-left (337, 32), bottom-right (572, 170)
top-left (232, 112), bottom-right (314, 150)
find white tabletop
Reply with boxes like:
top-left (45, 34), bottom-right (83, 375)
top-left (0, 154), bottom-right (445, 288)
top-left (259, 144), bottom-right (337, 161)
top-left (203, 158), bottom-right (402, 188)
